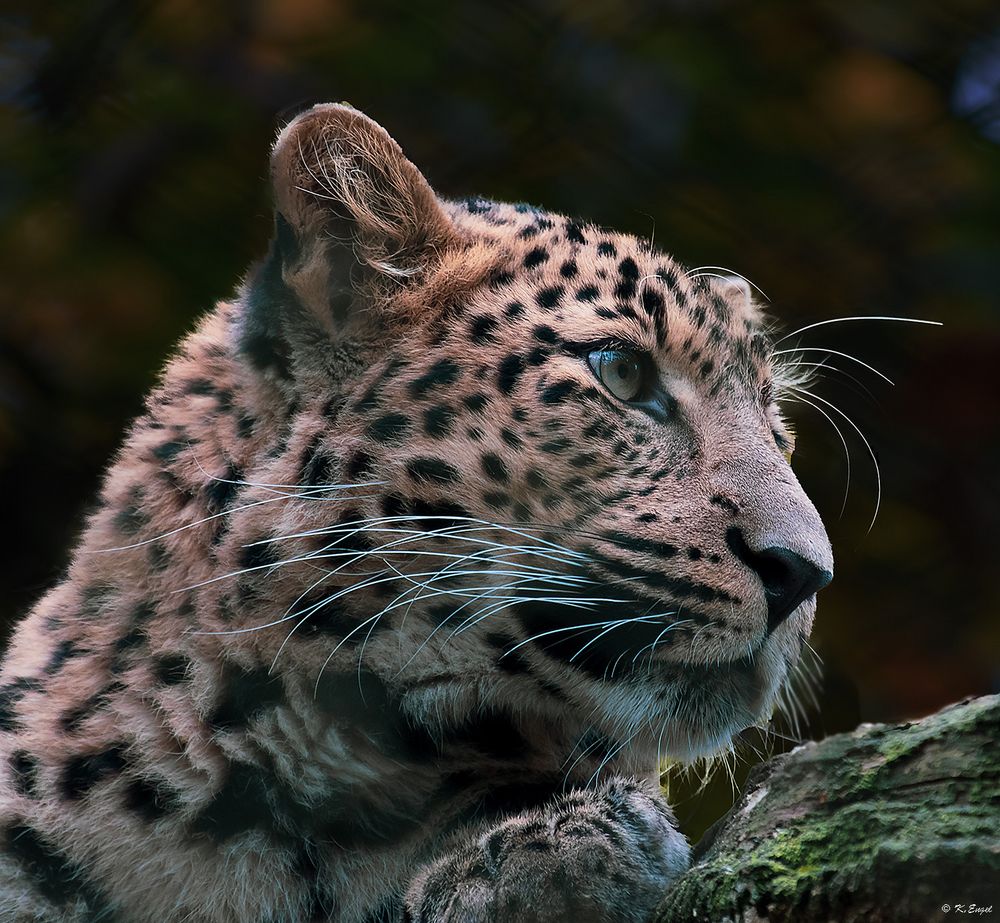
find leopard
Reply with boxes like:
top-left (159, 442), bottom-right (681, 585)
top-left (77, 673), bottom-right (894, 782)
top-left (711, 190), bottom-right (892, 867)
top-left (0, 103), bottom-right (833, 923)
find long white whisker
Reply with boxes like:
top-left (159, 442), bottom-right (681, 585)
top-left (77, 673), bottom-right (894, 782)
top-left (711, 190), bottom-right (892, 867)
top-left (569, 613), bottom-right (676, 662)
top-left (629, 618), bottom-right (693, 665)
top-left (789, 385), bottom-right (882, 531)
top-left (782, 359), bottom-right (879, 402)
top-left (262, 514), bottom-right (588, 561)
top-left (399, 595), bottom-right (625, 676)
top-left (779, 391), bottom-right (853, 516)
top-left (397, 546), bottom-right (595, 675)
top-left (502, 615), bottom-right (661, 659)
top-left (358, 573), bottom-right (513, 677)
top-left (775, 315), bottom-right (941, 345)
top-left (686, 268), bottom-right (770, 302)
top-left (267, 562), bottom-right (366, 671)
top-left (386, 540), bottom-right (588, 644)
top-left (773, 347), bottom-right (894, 385)
top-left (586, 725), bottom-right (642, 789)
top-left (378, 571), bottom-right (597, 638)
top-left (561, 729), bottom-right (612, 789)
top-left (201, 568), bottom-right (406, 639)
top-left (439, 578), bottom-right (547, 637)
top-left (90, 485), bottom-right (382, 555)
top-left (178, 528), bottom-right (587, 596)
top-left (313, 608), bottom-right (392, 697)
top-left (447, 593), bottom-right (627, 643)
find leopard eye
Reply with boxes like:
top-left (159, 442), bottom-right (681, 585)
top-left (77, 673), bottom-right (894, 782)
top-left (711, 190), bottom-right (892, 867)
top-left (588, 348), bottom-right (647, 402)
top-left (773, 429), bottom-right (794, 462)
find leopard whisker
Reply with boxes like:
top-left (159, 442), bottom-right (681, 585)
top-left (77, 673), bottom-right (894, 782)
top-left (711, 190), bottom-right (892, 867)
top-left (439, 578), bottom-right (561, 639)
top-left (202, 567), bottom-right (403, 640)
top-left (655, 716), bottom-right (671, 782)
top-left (302, 559), bottom-right (545, 672)
top-left (502, 614), bottom-right (661, 661)
top-left (628, 618), bottom-right (692, 666)
top-left (276, 567), bottom-right (440, 672)
top-left (333, 546), bottom-right (589, 582)
top-left (313, 610), bottom-right (392, 698)
top-left (446, 592), bottom-right (631, 646)
top-left (789, 385), bottom-right (881, 531)
top-left (772, 685), bottom-right (807, 744)
top-left (384, 545), bottom-right (591, 645)
top-left (784, 359), bottom-right (879, 403)
top-left (586, 724), bottom-right (643, 790)
top-left (773, 346), bottom-right (894, 385)
top-left (629, 597), bottom-right (677, 678)
top-left (561, 729), bottom-right (612, 789)
top-left (190, 452), bottom-right (389, 494)
top-left (791, 641), bottom-right (824, 713)
top-left (569, 613), bottom-right (679, 664)
top-left (779, 390), bottom-right (853, 517)
top-left (295, 512), bottom-right (636, 555)
top-left (774, 315), bottom-right (941, 346)
top-left (180, 526), bottom-right (586, 597)
top-left (344, 553), bottom-right (591, 675)
top-left (398, 570), bottom-right (589, 606)
top-left (374, 545), bottom-right (592, 602)
top-left (685, 267), bottom-right (770, 302)
top-left (250, 562), bottom-right (556, 650)
top-left (371, 568), bottom-right (593, 645)
top-left (398, 592), bottom-right (619, 676)
top-left (389, 549), bottom-right (547, 640)
top-left (263, 515), bottom-right (589, 566)
top-left (719, 743), bottom-right (740, 800)
top-left (606, 646), bottom-right (633, 682)
top-left (330, 529), bottom-right (593, 630)
top-left (271, 556), bottom-right (487, 668)
top-left (766, 638), bottom-right (824, 745)
top-left (178, 548), bottom-right (337, 594)
top-left (340, 516), bottom-right (587, 558)
top-left (601, 598), bottom-right (663, 682)
top-left (90, 484), bottom-right (383, 555)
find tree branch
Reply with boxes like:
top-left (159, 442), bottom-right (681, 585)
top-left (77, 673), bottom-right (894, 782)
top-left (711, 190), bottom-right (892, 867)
top-left (656, 695), bottom-right (1000, 922)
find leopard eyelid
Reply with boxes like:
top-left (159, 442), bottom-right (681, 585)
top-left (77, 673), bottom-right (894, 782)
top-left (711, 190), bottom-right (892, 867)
top-left (561, 337), bottom-right (646, 359)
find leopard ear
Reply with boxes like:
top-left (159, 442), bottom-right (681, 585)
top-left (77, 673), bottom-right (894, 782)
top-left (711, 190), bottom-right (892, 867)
top-left (272, 102), bottom-right (455, 282)
top-left (713, 275), bottom-right (753, 306)
top-left (242, 104), bottom-right (456, 370)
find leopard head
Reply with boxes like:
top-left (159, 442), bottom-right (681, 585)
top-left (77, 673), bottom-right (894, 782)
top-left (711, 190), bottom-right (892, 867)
top-left (236, 104), bottom-right (833, 763)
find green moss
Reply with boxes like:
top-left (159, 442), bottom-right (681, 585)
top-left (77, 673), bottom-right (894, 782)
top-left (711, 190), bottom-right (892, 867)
top-left (657, 696), bottom-right (1000, 923)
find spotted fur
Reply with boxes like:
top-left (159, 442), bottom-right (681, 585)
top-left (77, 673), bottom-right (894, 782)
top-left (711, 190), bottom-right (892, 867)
top-left (0, 104), bottom-right (832, 922)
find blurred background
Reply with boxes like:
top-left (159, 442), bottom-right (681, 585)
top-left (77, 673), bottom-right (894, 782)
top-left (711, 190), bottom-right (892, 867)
top-left (1, 0), bottom-right (998, 840)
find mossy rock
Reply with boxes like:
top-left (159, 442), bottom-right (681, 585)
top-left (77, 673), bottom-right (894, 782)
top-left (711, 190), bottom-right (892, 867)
top-left (656, 695), bottom-right (1000, 922)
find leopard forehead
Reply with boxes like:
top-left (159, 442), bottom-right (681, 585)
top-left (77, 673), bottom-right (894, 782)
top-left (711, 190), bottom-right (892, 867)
top-left (432, 196), bottom-right (773, 395)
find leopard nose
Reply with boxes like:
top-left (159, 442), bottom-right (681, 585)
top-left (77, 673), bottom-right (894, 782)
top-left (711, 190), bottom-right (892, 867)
top-left (726, 528), bottom-right (833, 632)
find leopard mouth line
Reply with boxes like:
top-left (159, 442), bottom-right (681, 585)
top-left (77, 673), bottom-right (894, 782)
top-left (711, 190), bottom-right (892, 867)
top-left (506, 581), bottom-right (778, 672)
top-left (509, 600), bottom-right (785, 729)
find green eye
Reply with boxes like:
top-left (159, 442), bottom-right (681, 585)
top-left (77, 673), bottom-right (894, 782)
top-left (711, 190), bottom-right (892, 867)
top-left (774, 430), bottom-right (795, 463)
top-left (587, 348), bottom-right (647, 402)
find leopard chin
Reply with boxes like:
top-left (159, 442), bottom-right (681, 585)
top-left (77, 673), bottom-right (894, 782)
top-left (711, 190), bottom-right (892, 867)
top-left (654, 653), bottom-right (787, 762)
top-left (582, 613), bottom-right (804, 764)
